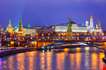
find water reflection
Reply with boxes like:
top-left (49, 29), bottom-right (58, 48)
top-left (8, 56), bottom-right (15, 70)
top-left (40, 52), bottom-right (46, 70)
top-left (76, 52), bottom-right (81, 70)
top-left (27, 52), bottom-right (35, 70)
top-left (0, 48), bottom-right (105, 70)
top-left (46, 52), bottom-right (52, 70)
top-left (16, 53), bottom-right (25, 70)
top-left (56, 52), bottom-right (65, 70)
top-left (99, 53), bottom-right (104, 70)
top-left (103, 64), bottom-right (106, 70)
top-left (0, 59), bottom-right (3, 70)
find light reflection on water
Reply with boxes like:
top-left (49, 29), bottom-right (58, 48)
top-left (0, 48), bottom-right (105, 70)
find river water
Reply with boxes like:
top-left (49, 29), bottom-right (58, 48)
top-left (0, 47), bottom-right (106, 70)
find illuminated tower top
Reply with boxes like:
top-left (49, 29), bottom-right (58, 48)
top-left (90, 16), bottom-right (94, 28)
top-left (67, 18), bottom-right (75, 32)
top-left (67, 19), bottom-right (76, 40)
top-left (85, 20), bottom-right (89, 27)
top-left (89, 16), bottom-right (94, 32)
top-left (8, 20), bottom-right (12, 27)
top-left (27, 23), bottom-right (30, 29)
top-left (6, 19), bottom-right (14, 33)
top-left (85, 20), bottom-right (90, 32)
top-left (17, 18), bottom-right (25, 36)
top-left (18, 18), bottom-right (23, 31)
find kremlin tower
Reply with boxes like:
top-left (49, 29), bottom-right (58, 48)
top-left (6, 19), bottom-right (14, 34)
top-left (17, 19), bottom-right (25, 36)
top-left (18, 18), bottom-right (23, 31)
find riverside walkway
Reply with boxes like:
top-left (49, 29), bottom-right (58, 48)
top-left (0, 47), bottom-right (36, 57)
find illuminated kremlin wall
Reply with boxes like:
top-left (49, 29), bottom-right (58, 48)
top-left (5, 16), bottom-right (104, 37)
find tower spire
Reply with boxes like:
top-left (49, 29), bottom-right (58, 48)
top-left (90, 16), bottom-right (94, 28)
top-left (17, 18), bottom-right (25, 36)
top-left (8, 19), bottom-right (12, 27)
top-left (18, 18), bottom-right (23, 31)
top-left (67, 18), bottom-right (73, 40)
top-left (89, 16), bottom-right (94, 32)
top-left (27, 23), bottom-right (30, 29)
top-left (6, 19), bottom-right (14, 33)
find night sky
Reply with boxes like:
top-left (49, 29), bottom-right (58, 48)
top-left (0, 0), bottom-right (106, 30)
